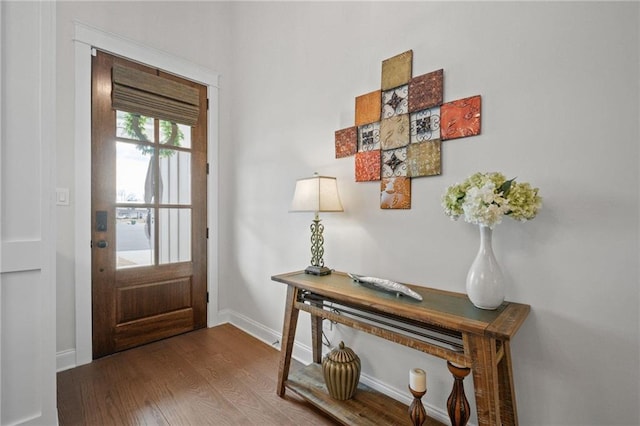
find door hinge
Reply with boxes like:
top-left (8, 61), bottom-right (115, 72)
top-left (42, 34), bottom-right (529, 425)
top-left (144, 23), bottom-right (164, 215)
top-left (206, 163), bottom-right (210, 175)
top-left (206, 292), bottom-right (210, 303)
top-left (207, 98), bottom-right (209, 110)
top-left (90, 240), bottom-right (93, 248)
top-left (206, 227), bottom-right (209, 239)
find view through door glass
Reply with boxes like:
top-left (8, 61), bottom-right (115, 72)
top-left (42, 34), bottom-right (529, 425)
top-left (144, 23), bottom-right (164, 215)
top-left (115, 114), bottom-right (193, 267)
top-left (92, 50), bottom-right (208, 359)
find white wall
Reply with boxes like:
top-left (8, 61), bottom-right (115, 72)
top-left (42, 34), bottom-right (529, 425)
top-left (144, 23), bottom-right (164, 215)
top-left (226, 2), bottom-right (639, 425)
top-left (1, 1), bottom-right (57, 424)
top-left (51, 2), bottom-right (639, 425)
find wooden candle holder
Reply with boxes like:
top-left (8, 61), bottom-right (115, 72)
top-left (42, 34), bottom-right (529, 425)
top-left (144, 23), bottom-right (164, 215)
top-left (447, 361), bottom-right (471, 426)
top-left (408, 386), bottom-right (427, 426)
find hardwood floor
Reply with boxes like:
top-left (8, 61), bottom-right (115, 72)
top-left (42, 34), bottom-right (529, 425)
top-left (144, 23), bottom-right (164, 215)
top-left (57, 324), bottom-right (338, 425)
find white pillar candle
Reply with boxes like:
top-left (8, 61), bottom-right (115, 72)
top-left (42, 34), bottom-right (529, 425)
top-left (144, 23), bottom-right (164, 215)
top-left (409, 368), bottom-right (427, 392)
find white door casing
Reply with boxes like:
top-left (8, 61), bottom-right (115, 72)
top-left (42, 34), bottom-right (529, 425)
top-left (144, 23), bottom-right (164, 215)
top-left (73, 22), bottom-right (221, 366)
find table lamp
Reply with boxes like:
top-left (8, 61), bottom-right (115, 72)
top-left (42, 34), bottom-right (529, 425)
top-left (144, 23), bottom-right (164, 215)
top-left (290, 173), bottom-right (344, 275)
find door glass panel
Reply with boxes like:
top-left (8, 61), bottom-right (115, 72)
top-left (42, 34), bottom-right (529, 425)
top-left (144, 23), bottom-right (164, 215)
top-left (116, 142), bottom-right (156, 204)
top-left (116, 207), bottom-right (155, 268)
top-left (159, 208), bottom-right (191, 264)
top-left (160, 120), bottom-right (191, 149)
top-left (159, 149), bottom-right (191, 204)
top-left (116, 111), bottom-right (155, 142)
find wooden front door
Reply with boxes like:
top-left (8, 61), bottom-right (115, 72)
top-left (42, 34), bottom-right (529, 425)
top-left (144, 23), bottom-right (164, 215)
top-left (91, 51), bottom-right (208, 359)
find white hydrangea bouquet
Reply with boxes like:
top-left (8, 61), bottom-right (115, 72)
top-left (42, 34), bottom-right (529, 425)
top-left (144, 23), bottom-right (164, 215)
top-left (442, 172), bottom-right (542, 229)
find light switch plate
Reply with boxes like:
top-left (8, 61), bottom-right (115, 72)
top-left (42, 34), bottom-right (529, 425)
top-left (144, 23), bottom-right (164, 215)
top-left (56, 188), bottom-right (70, 206)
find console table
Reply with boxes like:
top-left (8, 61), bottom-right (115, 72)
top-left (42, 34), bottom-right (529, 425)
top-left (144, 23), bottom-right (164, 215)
top-left (273, 271), bottom-right (530, 426)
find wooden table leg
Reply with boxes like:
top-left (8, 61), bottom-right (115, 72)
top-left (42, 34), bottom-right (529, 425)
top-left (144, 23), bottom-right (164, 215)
top-left (310, 307), bottom-right (323, 364)
top-left (277, 285), bottom-right (300, 397)
top-left (447, 361), bottom-right (471, 426)
top-left (466, 335), bottom-right (501, 425)
top-left (497, 340), bottom-right (519, 425)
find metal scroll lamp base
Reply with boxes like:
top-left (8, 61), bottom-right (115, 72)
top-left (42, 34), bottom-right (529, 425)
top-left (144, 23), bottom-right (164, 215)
top-left (305, 214), bottom-right (332, 276)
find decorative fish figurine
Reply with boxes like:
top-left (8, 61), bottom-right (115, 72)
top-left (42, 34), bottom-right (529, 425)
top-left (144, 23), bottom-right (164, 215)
top-left (347, 273), bottom-right (423, 301)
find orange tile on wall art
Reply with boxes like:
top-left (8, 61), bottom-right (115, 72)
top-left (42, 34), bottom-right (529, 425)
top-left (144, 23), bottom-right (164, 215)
top-left (380, 177), bottom-right (411, 209)
top-left (440, 95), bottom-right (481, 140)
top-left (355, 150), bottom-right (381, 182)
top-left (355, 90), bottom-right (381, 127)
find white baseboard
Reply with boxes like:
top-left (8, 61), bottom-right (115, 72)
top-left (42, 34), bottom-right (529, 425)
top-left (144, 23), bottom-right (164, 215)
top-left (217, 308), bottom-right (314, 364)
top-left (56, 349), bottom-right (77, 372)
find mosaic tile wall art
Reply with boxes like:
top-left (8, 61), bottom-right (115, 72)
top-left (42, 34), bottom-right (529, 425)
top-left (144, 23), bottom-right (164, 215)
top-left (334, 50), bottom-right (482, 209)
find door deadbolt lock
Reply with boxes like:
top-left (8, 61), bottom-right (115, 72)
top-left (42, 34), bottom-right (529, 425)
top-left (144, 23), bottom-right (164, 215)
top-left (96, 211), bottom-right (107, 232)
top-left (96, 240), bottom-right (108, 249)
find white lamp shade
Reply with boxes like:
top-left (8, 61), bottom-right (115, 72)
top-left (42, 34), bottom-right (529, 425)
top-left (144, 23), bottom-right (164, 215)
top-left (290, 174), bottom-right (344, 213)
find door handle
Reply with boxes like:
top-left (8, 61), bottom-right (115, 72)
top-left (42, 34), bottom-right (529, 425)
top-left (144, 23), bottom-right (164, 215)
top-left (96, 240), bottom-right (108, 249)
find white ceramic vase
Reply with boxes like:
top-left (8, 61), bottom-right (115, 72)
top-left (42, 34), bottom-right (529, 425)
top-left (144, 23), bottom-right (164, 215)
top-left (466, 225), bottom-right (505, 310)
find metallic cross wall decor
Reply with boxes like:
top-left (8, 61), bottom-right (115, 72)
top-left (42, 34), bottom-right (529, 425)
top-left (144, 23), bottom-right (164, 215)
top-left (334, 50), bottom-right (482, 209)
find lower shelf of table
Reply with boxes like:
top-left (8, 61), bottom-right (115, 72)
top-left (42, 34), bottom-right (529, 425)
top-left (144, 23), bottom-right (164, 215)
top-left (285, 363), bottom-right (446, 426)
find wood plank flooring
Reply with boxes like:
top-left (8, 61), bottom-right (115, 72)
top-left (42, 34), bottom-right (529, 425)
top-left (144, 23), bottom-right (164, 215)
top-left (57, 324), bottom-right (338, 425)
